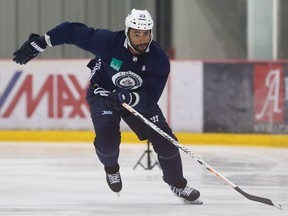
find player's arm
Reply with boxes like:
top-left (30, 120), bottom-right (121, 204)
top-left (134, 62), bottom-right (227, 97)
top-left (45, 22), bottom-right (112, 52)
top-left (13, 22), bottom-right (111, 65)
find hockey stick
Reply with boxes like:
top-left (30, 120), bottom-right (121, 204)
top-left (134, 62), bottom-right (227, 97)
top-left (122, 103), bottom-right (283, 210)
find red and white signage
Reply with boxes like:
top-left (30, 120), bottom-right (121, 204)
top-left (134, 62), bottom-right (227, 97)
top-left (0, 60), bottom-right (92, 129)
top-left (254, 64), bottom-right (285, 123)
top-left (0, 60), bottom-right (204, 132)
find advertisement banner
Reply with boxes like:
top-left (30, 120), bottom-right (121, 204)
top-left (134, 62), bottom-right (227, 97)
top-left (0, 60), bottom-right (93, 130)
top-left (0, 60), bottom-right (203, 132)
top-left (253, 63), bottom-right (288, 133)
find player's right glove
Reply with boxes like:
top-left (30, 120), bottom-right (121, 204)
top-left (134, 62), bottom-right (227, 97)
top-left (106, 88), bottom-right (133, 110)
top-left (13, 33), bottom-right (47, 65)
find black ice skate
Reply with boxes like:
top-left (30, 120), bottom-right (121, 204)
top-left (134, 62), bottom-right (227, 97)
top-left (106, 171), bottom-right (122, 195)
top-left (170, 185), bottom-right (203, 204)
top-left (105, 164), bottom-right (122, 195)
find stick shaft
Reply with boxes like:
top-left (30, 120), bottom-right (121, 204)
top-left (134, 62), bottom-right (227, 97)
top-left (122, 103), bottom-right (282, 210)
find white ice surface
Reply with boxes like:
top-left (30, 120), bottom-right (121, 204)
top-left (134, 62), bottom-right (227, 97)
top-left (0, 142), bottom-right (287, 216)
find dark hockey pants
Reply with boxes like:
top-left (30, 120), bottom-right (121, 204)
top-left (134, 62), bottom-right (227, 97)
top-left (86, 89), bottom-right (187, 187)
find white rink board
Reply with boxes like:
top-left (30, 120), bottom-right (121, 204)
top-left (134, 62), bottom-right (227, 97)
top-left (0, 59), bottom-right (203, 131)
top-left (169, 61), bottom-right (203, 132)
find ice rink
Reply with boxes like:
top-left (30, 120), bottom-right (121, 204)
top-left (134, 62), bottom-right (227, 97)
top-left (0, 142), bottom-right (287, 216)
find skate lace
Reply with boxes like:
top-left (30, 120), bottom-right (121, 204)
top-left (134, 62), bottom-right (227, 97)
top-left (172, 186), bottom-right (193, 197)
top-left (181, 186), bottom-right (193, 196)
top-left (107, 172), bottom-right (121, 184)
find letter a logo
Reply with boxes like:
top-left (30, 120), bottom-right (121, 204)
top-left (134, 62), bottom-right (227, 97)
top-left (254, 64), bottom-right (285, 123)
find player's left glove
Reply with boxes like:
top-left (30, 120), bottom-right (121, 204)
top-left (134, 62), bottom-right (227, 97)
top-left (107, 88), bottom-right (138, 110)
top-left (13, 33), bottom-right (47, 65)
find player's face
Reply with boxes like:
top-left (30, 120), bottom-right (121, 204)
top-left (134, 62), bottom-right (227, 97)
top-left (128, 29), bottom-right (151, 54)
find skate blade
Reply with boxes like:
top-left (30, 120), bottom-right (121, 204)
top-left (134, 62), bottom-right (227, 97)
top-left (181, 198), bottom-right (203, 205)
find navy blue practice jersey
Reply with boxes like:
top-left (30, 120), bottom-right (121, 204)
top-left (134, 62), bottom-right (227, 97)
top-left (46, 22), bottom-right (170, 111)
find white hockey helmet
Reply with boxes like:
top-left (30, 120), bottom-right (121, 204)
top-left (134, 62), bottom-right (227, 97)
top-left (125, 9), bottom-right (154, 34)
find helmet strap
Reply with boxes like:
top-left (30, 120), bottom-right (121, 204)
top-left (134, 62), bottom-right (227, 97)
top-left (127, 37), bottom-right (141, 54)
top-left (125, 28), bottom-right (153, 54)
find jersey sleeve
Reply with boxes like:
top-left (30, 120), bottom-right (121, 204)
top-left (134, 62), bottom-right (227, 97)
top-left (46, 22), bottom-right (113, 55)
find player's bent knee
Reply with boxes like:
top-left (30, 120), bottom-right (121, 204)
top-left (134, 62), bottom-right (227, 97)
top-left (152, 140), bottom-right (179, 157)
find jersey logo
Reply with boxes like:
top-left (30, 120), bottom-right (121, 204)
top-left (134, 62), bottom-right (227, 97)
top-left (150, 115), bottom-right (159, 123)
top-left (112, 71), bottom-right (143, 90)
top-left (102, 110), bottom-right (113, 115)
top-left (90, 58), bottom-right (102, 80)
top-left (110, 58), bottom-right (123, 71)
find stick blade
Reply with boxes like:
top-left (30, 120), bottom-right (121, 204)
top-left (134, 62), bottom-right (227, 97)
top-left (235, 187), bottom-right (282, 210)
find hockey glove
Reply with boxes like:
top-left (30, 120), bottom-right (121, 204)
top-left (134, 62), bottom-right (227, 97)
top-left (106, 88), bottom-right (134, 110)
top-left (13, 33), bottom-right (47, 65)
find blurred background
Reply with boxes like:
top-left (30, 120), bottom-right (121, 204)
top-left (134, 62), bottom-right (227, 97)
top-left (0, 0), bottom-right (288, 60)
top-left (0, 3), bottom-right (287, 214)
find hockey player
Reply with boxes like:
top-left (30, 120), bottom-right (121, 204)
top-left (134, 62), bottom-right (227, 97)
top-left (13, 9), bottom-right (202, 204)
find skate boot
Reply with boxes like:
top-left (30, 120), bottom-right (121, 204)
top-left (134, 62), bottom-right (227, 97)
top-left (105, 165), bottom-right (122, 195)
top-left (170, 184), bottom-right (203, 204)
